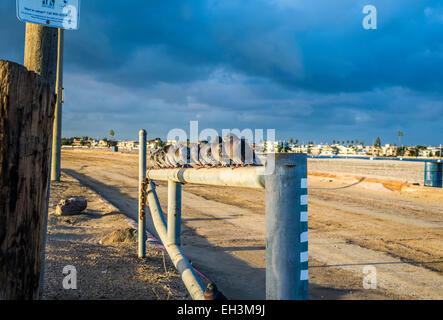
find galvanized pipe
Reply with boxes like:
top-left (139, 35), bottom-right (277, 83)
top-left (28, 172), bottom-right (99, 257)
top-left (265, 153), bottom-right (308, 300)
top-left (145, 181), bottom-right (206, 300)
top-left (167, 180), bottom-right (182, 246)
top-left (146, 167), bottom-right (265, 189)
top-left (145, 150), bottom-right (309, 299)
top-left (50, 28), bottom-right (64, 182)
top-left (138, 130), bottom-right (147, 258)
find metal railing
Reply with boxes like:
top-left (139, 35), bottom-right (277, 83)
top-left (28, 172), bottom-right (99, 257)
top-left (137, 130), bottom-right (309, 300)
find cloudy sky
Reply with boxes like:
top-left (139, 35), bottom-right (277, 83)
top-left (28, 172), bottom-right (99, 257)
top-left (1, 0), bottom-right (442, 145)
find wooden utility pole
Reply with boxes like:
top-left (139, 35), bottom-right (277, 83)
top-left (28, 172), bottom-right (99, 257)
top-left (0, 22), bottom-right (58, 300)
top-left (51, 29), bottom-right (64, 182)
top-left (0, 60), bottom-right (56, 299)
top-left (24, 22), bottom-right (59, 298)
top-left (24, 23), bottom-right (58, 88)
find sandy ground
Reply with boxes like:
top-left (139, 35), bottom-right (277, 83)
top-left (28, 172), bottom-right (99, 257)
top-left (59, 150), bottom-right (443, 300)
top-left (42, 172), bottom-right (189, 300)
top-left (308, 158), bottom-right (427, 183)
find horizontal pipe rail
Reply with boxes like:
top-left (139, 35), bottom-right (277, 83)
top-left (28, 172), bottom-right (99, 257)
top-left (146, 167), bottom-right (265, 189)
top-left (145, 181), bottom-right (206, 300)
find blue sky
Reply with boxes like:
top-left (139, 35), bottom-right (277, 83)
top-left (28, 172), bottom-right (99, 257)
top-left (1, 0), bottom-right (442, 145)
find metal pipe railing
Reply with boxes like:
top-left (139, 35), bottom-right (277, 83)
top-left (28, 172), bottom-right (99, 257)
top-left (145, 181), bottom-right (206, 300)
top-left (146, 166), bottom-right (265, 189)
top-left (139, 135), bottom-right (308, 300)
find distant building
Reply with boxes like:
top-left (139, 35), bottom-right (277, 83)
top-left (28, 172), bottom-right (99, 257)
top-left (381, 144), bottom-right (397, 157)
top-left (166, 140), bottom-right (181, 145)
top-left (364, 146), bottom-right (382, 156)
top-left (98, 139), bottom-right (112, 148)
top-left (309, 145), bottom-right (322, 156)
top-left (291, 144), bottom-right (308, 153)
top-left (428, 147), bottom-right (442, 157)
top-left (419, 147), bottom-right (436, 158)
top-left (70, 137), bottom-right (95, 147)
top-left (320, 145), bottom-right (339, 156)
top-left (71, 138), bottom-right (83, 146)
top-left (117, 140), bottom-right (139, 149)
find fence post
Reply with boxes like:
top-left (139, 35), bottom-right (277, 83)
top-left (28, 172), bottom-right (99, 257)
top-left (167, 181), bottom-right (182, 246)
top-left (138, 129), bottom-right (147, 258)
top-left (50, 28), bottom-right (64, 182)
top-left (265, 153), bottom-right (308, 300)
top-left (0, 61), bottom-right (56, 299)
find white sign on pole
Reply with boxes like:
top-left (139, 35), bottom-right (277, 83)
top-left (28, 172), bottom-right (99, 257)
top-left (17, 0), bottom-right (81, 30)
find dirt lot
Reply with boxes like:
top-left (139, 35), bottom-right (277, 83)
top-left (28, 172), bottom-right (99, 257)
top-left (308, 158), bottom-right (427, 183)
top-left (42, 172), bottom-right (189, 300)
top-left (59, 149), bottom-right (443, 300)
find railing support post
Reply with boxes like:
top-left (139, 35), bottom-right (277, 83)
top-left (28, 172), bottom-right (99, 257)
top-left (265, 153), bottom-right (308, 300)
top-left (138, 129), bottom-right (147, 258)
top-left (167, 180), bottom-right (182, 246)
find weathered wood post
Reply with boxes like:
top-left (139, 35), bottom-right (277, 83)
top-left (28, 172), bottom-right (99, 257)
top-left (265, 153), bottom-right (308, 300)
top-left (0, 60), bottom-right (56, 299)
top-left (24, 22), bottom-right (59, 297)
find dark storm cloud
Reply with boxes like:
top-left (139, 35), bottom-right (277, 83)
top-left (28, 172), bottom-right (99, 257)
top-left (54, 0), bottom-right (443, 94)
top-left (0, 0), bottom-right (442, 144)
top-left (3, 0), bottom-right (443, 92)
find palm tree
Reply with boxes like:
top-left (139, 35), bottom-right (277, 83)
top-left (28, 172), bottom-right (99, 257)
top-left (374, 137), bottom-right (381, 147)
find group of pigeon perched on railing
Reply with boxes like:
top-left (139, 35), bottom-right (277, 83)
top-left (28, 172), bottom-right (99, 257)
top-left (149, 134), bottom-right (263, 169)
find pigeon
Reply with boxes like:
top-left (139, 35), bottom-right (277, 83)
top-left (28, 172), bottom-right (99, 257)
top-left (163, 145), bottom-right (178, 168)
top-left (199, 142), bottom-right (214, 166)
top-left (223, 134), bottom-right (236, 166)
top-left (175, 144), bottom-right (191, 167)
top-left (189, 143), bottom-right (202, 168)
top-left (204, 282), bottom-right (228, 300)
top-left (210, 136), bottom-right (228, 167)
top-left (151, 151), bottom-right (159, 168)
top-left (223, 134), bottom-right (258, 168)
top-left (148, 151), bottom-right (155, 167)
top-left (153, 147), bottom-right (168, 168)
